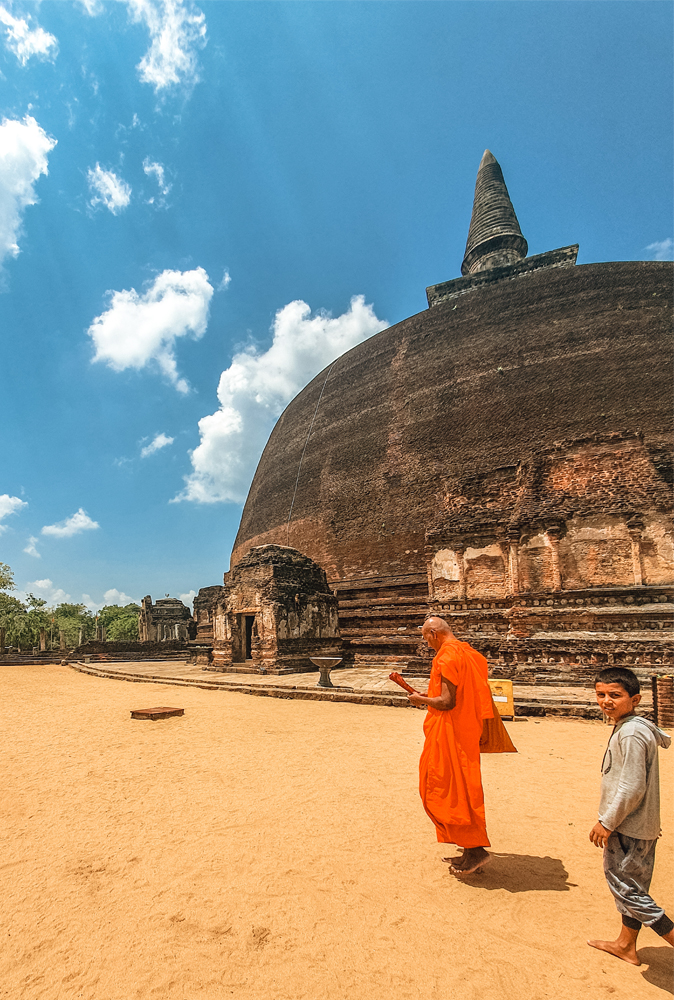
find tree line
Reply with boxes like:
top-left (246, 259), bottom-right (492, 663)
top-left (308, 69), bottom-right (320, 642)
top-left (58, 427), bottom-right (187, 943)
top-left (0, 562), bottom-right (140, 649)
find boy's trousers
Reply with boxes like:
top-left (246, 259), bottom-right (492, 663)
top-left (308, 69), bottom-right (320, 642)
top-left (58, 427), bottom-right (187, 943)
top-left (604, 832), bottom-right (674, 936)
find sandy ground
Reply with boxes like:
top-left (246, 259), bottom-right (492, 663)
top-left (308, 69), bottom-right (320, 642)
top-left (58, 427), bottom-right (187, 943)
top-left (1, 665), bottom-right (672, 1000)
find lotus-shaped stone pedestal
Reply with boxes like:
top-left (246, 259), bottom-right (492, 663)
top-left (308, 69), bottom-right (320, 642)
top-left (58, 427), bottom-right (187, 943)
top-left (309, 656), bottom-right (343, 689)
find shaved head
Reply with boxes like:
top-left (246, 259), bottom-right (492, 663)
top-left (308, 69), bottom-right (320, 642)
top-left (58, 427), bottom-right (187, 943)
top-left (423, 616), bottom-right (453, 634)
top-left (421, 616), bottom-right (455, 651)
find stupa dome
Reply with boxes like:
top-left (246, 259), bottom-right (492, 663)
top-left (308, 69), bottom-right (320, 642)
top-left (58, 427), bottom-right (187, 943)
top-left (232, 152), bottom-right (673, 628)
top-left (234, 259), bottom-right (672, 587)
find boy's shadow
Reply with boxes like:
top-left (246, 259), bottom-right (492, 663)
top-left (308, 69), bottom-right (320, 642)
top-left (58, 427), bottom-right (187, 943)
top-left (638, 947), bottom-right (674, 995)
top-left (448, 853), bottom-right (574, 893)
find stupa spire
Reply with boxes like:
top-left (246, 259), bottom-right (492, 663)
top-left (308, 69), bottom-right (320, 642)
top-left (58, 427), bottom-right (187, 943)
top-left (461, 150), bottom-right (528, 275)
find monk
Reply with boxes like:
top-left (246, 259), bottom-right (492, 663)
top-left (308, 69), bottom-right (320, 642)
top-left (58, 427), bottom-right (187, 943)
top-left (408, 616), bottom-right (495, 875)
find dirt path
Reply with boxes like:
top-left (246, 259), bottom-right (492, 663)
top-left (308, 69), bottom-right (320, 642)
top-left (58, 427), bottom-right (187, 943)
top-left (1, 664), bottom-right (671, 1000)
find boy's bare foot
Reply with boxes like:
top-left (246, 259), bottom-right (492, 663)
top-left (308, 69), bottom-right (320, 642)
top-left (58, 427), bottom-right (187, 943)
top-left (587, 938), bottom-right (641, 966)
top-left (448, 847), bottom-right (491, 876)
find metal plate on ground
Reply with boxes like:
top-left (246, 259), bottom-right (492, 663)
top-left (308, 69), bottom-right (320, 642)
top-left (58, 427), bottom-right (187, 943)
top-left (130, 707), bottom-right (184, 720)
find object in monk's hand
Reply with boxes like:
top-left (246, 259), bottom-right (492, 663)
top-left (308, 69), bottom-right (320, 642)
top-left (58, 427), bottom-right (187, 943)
top-left (130, 707), bottom-right (185, 721)
top-left (389, 672), bottom-right (417, 695)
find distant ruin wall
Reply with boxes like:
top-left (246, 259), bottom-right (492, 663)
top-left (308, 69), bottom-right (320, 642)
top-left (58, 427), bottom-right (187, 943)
top-left (70, 639), bottom-right (193, 658)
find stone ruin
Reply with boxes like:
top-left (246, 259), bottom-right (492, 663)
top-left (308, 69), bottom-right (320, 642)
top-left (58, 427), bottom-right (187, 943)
top-left (193, 585), bottom-right (226, 643)
top-left (139, 596), bottom-right (195, 642)
top-left (205, 545), bottom-right (341, 674)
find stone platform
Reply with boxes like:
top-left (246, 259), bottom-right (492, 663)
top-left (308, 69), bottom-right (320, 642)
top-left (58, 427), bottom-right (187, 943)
top-left (65, 659), bottom-right (654, 718)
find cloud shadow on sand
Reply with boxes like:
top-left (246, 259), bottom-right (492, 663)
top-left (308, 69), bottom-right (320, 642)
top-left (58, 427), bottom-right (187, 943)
top-left (446, 853), bottom-right (574, 893)
top-left (638, 947), bottom-right (674, 994)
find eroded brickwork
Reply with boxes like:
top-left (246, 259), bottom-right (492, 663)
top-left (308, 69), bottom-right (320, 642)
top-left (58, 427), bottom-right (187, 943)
top-left (427, 434), bottom-right (673, 601)
top-left (210, 545), bottom-right (341, 674)
top-left (193, 586), bottom-right (226, 643)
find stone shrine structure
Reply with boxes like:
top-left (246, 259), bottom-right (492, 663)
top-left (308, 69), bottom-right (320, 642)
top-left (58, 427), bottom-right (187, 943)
top-left (206, 545), bottom-right (341, 674)
top-left (139, 596), bottom-right (195, 642)
top-left (226, 150), bottom-right (673, 682)
top-left (193, 586), bottom-right (226, 643)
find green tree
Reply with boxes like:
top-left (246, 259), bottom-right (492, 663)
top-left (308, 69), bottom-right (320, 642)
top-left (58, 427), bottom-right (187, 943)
top-left (0, 562), bottom-right (15, 591)
top-left (52, 603), bottom-right (95, 647)
top-left (0, 591), bottom-right (26, 648)
top-left (0, 592), bottom-right (49, 649)
top-left (98, 603), bottom-right (141, 641)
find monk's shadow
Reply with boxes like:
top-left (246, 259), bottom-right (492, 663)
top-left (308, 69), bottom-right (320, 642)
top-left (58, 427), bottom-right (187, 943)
top-left (638, 947), bottom-right (674, 995)
top-left (448, 853), bottom-right (573, 893)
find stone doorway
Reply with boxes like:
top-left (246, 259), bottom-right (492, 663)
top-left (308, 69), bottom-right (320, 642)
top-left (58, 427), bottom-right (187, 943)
top-left (233, 613), bottom-right (256, 663)
top-left (244, 615), bottom-right (255, 660)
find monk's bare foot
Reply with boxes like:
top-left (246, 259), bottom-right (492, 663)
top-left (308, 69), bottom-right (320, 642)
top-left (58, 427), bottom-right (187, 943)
top-left (449, 847), bottom-right (491, 876)
top-left (587, 938), bottom-right (641, 966)
top-left (441, 852), bottom-right (464, 865)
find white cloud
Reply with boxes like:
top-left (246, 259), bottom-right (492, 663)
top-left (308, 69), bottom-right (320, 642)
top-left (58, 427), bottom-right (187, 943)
top-left (140, 431), bottom-right (174, 457)
top-left (87, 163), bottom-right (131, 215)
top-left (78, 0), bottom-right (102, 15)
top-left (125, 0), bottom-right (207, 93)
top-left (645, 238), bottom-right (674, 262)
top-left (87, 267), bottom-right (213, 393)
top-left (179, 589), bottom-right (196, 607)
top-left (143, 156), bottom-right (171, 202)
top-left (0, 6), bottom-right (58, 65)
top-left (103, 588), bottom-right (134, 606)
top-left (175, 295), bottom-right (388, 504)
top-left (41, 508), bottom-right (100, 538)
top-left (0, 493), bottom-right (27, 533)
top-left (0, 115), bottom-right (56, 265)
top-left (25, 578), bottom-right (71, 605)
top-left (23, 535), bottom-right (40, 557)
top-left (217, 268), bottom-right (231, 291)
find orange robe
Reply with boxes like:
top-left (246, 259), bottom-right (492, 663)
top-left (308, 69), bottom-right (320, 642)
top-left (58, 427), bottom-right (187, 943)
top-left (419, 637), bottom-right (494, 847)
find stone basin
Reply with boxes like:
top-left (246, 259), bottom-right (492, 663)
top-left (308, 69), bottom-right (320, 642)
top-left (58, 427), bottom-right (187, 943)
top-left (309, 656), bottom-right (343, 688)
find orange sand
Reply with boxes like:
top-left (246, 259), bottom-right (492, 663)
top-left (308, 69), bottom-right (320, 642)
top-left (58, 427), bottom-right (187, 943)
top-left (1, 664), bottom-right (672, 1000)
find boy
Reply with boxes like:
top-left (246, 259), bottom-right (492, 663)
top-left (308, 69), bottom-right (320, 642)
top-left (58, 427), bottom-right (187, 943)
top-left (588, 666), bottom-right (673, 965)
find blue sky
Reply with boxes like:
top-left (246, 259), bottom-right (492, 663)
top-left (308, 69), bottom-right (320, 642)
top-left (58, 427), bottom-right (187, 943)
top-left (0, 0), bottom-right (672, 611)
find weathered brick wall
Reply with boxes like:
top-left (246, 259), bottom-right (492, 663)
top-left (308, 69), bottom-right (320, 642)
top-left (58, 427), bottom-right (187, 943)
top-left (212, 546), bottom-right (341, 674)
top-left (193, 585), bottom-right (225, 642)
top-left (427, 432), bottom-right (673, 599)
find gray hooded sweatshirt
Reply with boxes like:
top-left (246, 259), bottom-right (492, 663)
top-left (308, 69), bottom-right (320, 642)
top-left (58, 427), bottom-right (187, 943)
top-left (599, 714), bottom-right (671, 840)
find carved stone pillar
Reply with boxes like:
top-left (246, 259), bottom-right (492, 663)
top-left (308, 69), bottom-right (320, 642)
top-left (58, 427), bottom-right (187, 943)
top-left (627, 517), bottom-right (645, 586)
top-left (545, 525), bottom-right (563, 591)
top-left (39, 628), bottom-right (46, 651)
top-left (507, 530), bottom-right (520, 596)
top-left (455, 544), bottom-right (467, 600)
